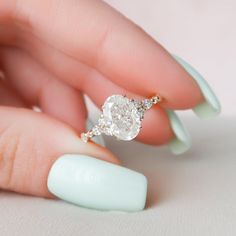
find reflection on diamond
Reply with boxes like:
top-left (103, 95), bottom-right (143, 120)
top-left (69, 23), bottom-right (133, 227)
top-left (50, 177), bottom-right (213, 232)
top-left (102, 95), bottom-right (142, 141)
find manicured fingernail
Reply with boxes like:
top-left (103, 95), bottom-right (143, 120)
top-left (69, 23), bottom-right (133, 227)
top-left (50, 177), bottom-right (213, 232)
top-left (86, 119), bottom-right (105, 146)
top-left (167, 110), bottom-right (191, 155)
top-left (173, 55), bottom-right (221, 118)
top-left (47, 154), bottom-right (147, 212)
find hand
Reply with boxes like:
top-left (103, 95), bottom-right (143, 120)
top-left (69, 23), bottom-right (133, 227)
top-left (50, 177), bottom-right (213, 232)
top-left (0, 0), bottom-right (206, 210)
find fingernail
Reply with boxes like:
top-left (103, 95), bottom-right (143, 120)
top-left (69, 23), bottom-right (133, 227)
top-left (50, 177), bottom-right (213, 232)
top-left (167, 110), bottom-right (191, 155)
top-left (86, 119), bottom-right (105, 146)
top-left (173, 55), bottom-right (221, 118)
top-left (47, 154), bottom-right (147, 212)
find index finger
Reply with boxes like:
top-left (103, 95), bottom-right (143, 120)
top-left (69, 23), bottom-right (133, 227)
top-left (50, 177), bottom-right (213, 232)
top-left (14, 0), bottom-right (204, 109)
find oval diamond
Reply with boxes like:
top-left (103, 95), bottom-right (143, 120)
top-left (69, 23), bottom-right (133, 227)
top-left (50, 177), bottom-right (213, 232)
top-left (102, 95), bottom-right (141, 141)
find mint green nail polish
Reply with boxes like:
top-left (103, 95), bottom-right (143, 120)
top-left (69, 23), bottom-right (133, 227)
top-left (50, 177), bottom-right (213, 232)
top-left (86, 119), bottom-right (105, 146)
top-left (167, 110), bottom-right (191, 155)
top-left (47, 155), bottom-right (147, 212)
top-left (173, 55), bottom-right (221, 119)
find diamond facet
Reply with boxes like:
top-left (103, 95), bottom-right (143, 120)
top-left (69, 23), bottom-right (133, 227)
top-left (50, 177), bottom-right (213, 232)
top-left (102, 95), bottom-right (141, 140)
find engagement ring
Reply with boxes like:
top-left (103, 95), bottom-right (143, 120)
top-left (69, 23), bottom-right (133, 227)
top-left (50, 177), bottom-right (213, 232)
top-left (81, 94), bottom-right (161, 142)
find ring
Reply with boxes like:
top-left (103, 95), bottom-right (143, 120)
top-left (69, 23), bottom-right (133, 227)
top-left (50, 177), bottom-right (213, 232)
top-left (81, 94), bottom-right (162, 142)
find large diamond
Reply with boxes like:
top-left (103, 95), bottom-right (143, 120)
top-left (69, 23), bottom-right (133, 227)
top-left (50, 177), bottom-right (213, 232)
top-left (102, 95), bottom-right (142, 141)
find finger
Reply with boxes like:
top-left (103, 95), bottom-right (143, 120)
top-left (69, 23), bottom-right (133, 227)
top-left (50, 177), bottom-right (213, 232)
top-left (23, 46), bottom-right (190, 151)
top-left (1, 48), bottom-right (87, 132)
top-left (82, 70), bottom-right (174, 145)
top-left (14, 41), bottom-right (174, 145)
top-left (14, 0), bottom-right (203, 109)
top-left (0, 107), bottom-right (119, 197)
top-left (0, 107), bottom-right (147, 211)
top-left (0, 79), bottom-right (27, 107)
top-left (8, 43), bottom-right (174, 145)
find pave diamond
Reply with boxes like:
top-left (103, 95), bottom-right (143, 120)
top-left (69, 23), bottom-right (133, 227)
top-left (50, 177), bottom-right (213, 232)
top-left (92, 126), bottom-right (101, 135)
top-left (102, 95), bottom-right (142, 140)
top-left (98, 117), bottom-right (113, 136)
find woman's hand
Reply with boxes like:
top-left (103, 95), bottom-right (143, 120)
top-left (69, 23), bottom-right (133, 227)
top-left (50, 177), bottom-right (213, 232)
top-left (0, 0), bottom-right (217, 211)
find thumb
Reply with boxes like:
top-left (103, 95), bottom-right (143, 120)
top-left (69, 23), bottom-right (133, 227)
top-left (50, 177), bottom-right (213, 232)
top-left (0, 107), bottom-right (147, 211)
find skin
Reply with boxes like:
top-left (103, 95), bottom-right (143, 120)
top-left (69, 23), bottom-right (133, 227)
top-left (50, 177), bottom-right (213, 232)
top-left (0, 0), bottom-right (203, 198)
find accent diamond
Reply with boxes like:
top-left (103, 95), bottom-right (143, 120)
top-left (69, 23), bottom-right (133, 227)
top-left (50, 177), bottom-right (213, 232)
top-left (98, 117), bottom-right (113, 136)
top-left (142, 99), bottom-right (153, 110)
top-left (92, 126), bottom-right (101, 135)
top-left (81, 133), bottom-right (89, 142)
